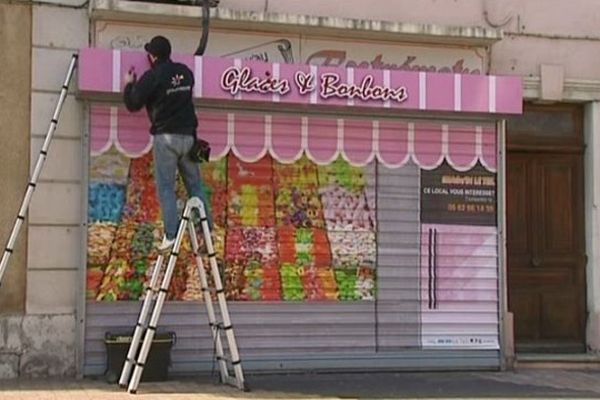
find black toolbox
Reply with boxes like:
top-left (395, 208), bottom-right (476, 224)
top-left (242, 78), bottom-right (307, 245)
top-left (104, 331), bottom-right (176, 383)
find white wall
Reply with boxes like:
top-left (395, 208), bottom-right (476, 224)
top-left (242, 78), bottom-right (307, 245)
top-left (220, 0), bottom-right (600, 81)
top-left (29, 4), bottom-right (88, 314)
top-left (585, 103), bottom-right (600, 353)
top-left (25, 3), bottom-right (88, 376)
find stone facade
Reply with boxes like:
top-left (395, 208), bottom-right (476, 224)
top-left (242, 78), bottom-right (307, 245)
top-left (2, 0), bottom-right (600, 379)
top-left (0, 315), bottom-right (76, 378)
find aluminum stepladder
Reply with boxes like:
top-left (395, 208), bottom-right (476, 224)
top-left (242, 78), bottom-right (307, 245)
top-left (0, 54), bottom-right (78, 289)
top-left (119, 197), bottom-right (247, 394)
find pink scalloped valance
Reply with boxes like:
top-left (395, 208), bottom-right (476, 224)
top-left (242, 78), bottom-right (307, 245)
top-left (78, 48), bottom-right (522, 116)
top-left (90, 106), bottom-right (497, 172)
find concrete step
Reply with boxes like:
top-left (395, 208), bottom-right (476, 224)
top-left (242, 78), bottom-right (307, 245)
top-left (515, 353), bottom-right (600, 370)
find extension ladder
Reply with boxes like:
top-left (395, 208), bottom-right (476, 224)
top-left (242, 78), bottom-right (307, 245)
top-left (0, 54), bottom-right (78, 289)
top-left (119, 197), bottom-right (247, 394)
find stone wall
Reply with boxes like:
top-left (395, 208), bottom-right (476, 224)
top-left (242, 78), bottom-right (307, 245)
top-left (0, 315), bottom-right (76, 378)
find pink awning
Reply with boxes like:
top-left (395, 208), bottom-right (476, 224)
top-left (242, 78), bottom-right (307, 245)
top-left (90, 106), bottom-right (497, 172)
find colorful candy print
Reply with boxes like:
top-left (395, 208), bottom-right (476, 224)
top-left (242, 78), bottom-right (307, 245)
top-left (88, 183), bottom-right (126, 223)
top-left (89, 147), bottom-right (130, 185)
top-left (88, 222), bottom-right (117, 265)
top-left (280, 263), bottom-right (305, 301)
top-left (88, 149), bottom-right (378, 303)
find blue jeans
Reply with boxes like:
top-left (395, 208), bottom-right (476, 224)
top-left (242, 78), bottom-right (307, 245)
top-left (153, 134), bottom-right (211, 240)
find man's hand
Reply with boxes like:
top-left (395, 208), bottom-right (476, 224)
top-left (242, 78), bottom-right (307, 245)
top-left (124, 68), bottom-right (137, 85)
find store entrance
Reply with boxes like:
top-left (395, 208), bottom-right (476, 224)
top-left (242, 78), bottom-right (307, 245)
top-left (506, 104), bottom-right (586, 353)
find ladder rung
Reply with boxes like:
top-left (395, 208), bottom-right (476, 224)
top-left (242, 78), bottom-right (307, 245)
top-left (216, 357), bottom-right (242, 366)
top-left (202, 287), bottom-right (225, 294)
top-left (223, 376), bottom-right (238, 387)
top-left (209, 322), bottom-right (233, 331)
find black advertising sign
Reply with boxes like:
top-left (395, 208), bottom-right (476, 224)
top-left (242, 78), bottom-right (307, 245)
top-left (420, 162), bottom-right (497, 226)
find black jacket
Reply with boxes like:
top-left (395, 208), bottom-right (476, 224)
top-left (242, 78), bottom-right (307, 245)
top-left (123, 59), bottom-right (198, 136)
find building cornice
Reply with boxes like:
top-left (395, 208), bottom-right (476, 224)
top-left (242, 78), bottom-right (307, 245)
top-left (523, 77), bottom-right (600, 102)
top-left (90, 0), bottom-right (502, 47)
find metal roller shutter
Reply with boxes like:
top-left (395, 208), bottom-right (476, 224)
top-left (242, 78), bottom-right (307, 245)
top-left (84, 107), bottom-right (501, 375)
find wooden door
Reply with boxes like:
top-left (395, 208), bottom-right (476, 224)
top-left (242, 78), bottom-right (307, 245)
top-left (507, 104), bottom-right (586, 352)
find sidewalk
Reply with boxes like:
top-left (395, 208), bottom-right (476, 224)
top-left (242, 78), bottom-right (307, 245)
top-left (2, 369), bottom-right (600, 399)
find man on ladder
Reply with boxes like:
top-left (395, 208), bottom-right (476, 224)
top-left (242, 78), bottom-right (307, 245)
top-left (123, 35), bottom-right (211, 250)
top-left (119, 35), bottom-right (247, 394)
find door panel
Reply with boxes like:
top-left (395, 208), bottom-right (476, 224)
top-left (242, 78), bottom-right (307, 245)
top-left (541, 291), bottom-right (581, 340)
top-left (506, 157), bottom-right (530, 256)
top-left (538, 156), bottom-right (577, 254)
top-left (510, 291), bottom-right (539, 340)
top-left (507, 151), bottom-right (585, 351)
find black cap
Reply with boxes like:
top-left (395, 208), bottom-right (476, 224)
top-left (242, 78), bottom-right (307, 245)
top-left (144, 36), bottom-right (171, 60)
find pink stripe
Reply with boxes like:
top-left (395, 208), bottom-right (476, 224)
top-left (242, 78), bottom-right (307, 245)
top-left (377, 120), bottom-right (409, 166)
top-left (391, 70), bottom-right (420, 110)
top-left (271, 115), bottom-right (303, 162)
top-left (481, 125), bottom-right (497, 170)
top-left (232, 113), bottom-right (267, 160)
top-left (461, 75), bottom-right (489, 113)
top-left (495, 76), bottom-right (523, 114)
top-left (306, 117), bottom-right (338, 163)
top-left (78, 48), bottom-right (112, 93)
top-left (120, 51), bottom-right (150, 94)
top-left (116, 109), bottom-right (152, 155)
top-left (203, 57), bottom-right (235, 101)
top-left (447, 124), bottom-right (478, 170)
top-left (413, 123), bottom-right (443, 168)
top-left (343, 119), bottom-right (374, 164)
top-left (197, 111), bottom-right (229, 158)
top-left (90, 105), bottom-right (111, 153)
top-left (426, 73), bottom-right (454, 111)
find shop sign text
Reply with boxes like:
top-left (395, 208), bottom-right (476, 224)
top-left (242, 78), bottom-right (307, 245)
top-left (220, 66), bottom-right (408, 103)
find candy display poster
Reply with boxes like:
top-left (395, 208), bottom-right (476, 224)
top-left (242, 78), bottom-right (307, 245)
top-left (87, 148), bottom-right (377, 302)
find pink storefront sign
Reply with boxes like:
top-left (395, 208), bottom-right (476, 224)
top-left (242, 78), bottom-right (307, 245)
top-left (78, 48), bottom-right (522, 115)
